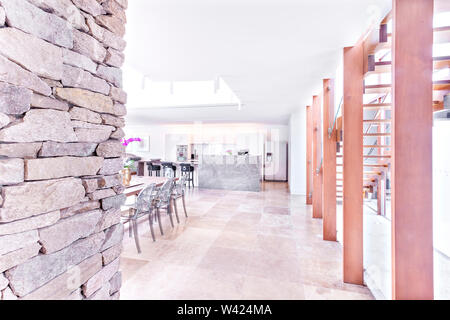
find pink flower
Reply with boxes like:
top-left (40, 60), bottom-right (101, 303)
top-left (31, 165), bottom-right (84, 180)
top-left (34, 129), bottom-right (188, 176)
top-left (122, 137), bottom-right (142, 146)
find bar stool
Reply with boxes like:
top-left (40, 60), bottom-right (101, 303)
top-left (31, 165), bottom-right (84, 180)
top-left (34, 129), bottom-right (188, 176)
top-left (147, 162), bottom-right (161, 176)
top-left (180, 163), bottom-right (194, 188)
top-left (161, 162), bottom-right (177, 178)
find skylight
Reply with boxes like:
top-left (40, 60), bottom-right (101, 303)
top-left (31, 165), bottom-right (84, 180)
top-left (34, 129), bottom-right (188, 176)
top-left (123, 67), bottom-right (241, 110)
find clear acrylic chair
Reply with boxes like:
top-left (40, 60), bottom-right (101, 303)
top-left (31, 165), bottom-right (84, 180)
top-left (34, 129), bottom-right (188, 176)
top-left (154, 178), bottom-right (177, 229)
top-left (172, 175), bottom-right (188, 220)
top-left (121, 183), bottom-right (157, 253)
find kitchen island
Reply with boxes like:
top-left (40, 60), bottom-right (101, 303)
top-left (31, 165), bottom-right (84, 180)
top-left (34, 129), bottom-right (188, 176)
top-left (198, 155), bottom-right (262, 192)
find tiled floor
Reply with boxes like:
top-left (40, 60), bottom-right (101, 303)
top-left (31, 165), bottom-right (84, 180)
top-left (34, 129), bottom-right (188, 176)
top-left (120, 182), bottom-right (374, 300)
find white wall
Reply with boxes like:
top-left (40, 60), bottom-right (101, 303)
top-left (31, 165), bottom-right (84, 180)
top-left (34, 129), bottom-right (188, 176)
top-left (124, 122), bottom-right (289, 162)
top-left (288, 108), bottom-right (307, 195)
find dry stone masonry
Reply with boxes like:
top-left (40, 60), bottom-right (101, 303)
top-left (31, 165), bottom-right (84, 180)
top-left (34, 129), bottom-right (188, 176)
top-left (0, 0), bottom-right (128, 300)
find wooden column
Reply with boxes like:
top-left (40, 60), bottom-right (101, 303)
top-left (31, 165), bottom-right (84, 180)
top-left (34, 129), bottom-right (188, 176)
top-left (312, 95), bottom-right (323, 219)
top-left (377, 110), bottom-right (386, 216)
top-left (322, 79), bottom-right (336, 241)
top-left (306, 105), bottom-right (313, 205)
top-left (391, 0), bottom-right (434, 300)
top-left (343, 44), bottom-right (364, 285)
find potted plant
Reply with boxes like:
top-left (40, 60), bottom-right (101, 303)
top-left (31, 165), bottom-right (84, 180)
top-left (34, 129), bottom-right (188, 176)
top-left (120, 137), bottom-right (142, 186)
top-left (121, 159), bottom-right (136, 186)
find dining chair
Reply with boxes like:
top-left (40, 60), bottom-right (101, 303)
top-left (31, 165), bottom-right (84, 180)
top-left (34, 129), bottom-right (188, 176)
top-left (121, 183), bottom-right (157, 253)
top-left (154, 178), bottom-right (176, 229)
top-left (172, 175), bottom-right (188, 220)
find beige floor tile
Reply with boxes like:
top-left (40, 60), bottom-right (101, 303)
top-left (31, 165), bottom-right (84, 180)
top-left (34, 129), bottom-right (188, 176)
top-left (119, 182), bottom-right (374, 300)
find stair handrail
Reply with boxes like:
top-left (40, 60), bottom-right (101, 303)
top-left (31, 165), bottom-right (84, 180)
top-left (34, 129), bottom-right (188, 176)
top-left (328, 96), bottom-right (343, 139)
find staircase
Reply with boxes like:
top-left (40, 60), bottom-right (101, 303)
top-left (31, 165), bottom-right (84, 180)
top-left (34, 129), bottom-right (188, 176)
top-left (335, 1), bottom-right (450, 210)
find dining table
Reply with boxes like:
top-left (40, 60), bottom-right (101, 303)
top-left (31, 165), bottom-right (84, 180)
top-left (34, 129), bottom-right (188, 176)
top-left (124, 176), bottom-right (171, 197)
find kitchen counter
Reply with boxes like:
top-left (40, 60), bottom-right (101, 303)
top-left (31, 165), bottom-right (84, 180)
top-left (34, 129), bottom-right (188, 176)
top-left (198, 155), bottom-right (262, 192)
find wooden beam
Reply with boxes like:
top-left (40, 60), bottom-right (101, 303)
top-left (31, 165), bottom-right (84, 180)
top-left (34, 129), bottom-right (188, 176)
top-left (343, 44), bottom-right (364, 285)
top-left (322, 79), bottom-right (337, 241)
top-left (312, 95), bottom-right (323, 219)
top-left (391, 0), bottom-right (434, 300)
top-left (306, 105), bottom-right (313, 205)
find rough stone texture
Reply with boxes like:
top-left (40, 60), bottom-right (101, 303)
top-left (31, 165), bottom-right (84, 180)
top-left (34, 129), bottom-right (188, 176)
top-left (60, 200), bottom-right (100, 219)
top-left (72, 29), bottom-right (107, 63)
top-left (0, 28), bottom-right (63, 80)
top-left (101, 223), bottom-right (124, 251)
top-left (101, 194), bottom-right (126, 211)
top-left (82, 257), bottom-right (119, 297)
top-left (25, 156), bottom-right (103, 180)
top-left (0, 109), bottom-right (77, 143)
top-left (0, 55), bottom-right (51, 96)
top-left (102, 0), bottom-right (126, 23)
top-left (21, 254), bottom-right (102, 300)
top-left (39, 209), bottom-right (102, 254)
top-left (96, 15), bottom-right (125, 37)
top-left (0, 211), bottom-right (60, 236)
top-left (95, 208), bottom-right (120, 232)
top-left (66, 289), bottom-right (83, 300)
top-left (0, 143), bottom-right (42, 158)
top-left (41, 78), bottom-right (63, 89)
top-left (70, 106), bottom-right (102, 124)
top-left (0, 6), bottom-right (5, 26)
top-left (62, 49), bottom-right (97, 74)
top-left (72, 0), bottom-right (104, 16)
top-left (86, 16), bottom-right (126, 52)
top-left (0, 230), bottom-right (39, 256)
top-left (39, 142), bottom-right (97, 157)
top-left (5, 232), bottom-right (105, 297)
top-left (99, 157), bottom-right (123, 175)
top-left (97, 65), bottom-right (122, 88)
top-left (72, 120), bottom-right (115, 131)
top-left (102, 113), bottom-right (125, 127)
top-left (113, 184), bottom-right (125, 194)
top-left (0, 158), bottom-right (24, 185)
top-left (31, 93), bottom-right (69, 111)
top-left (115, 0), bottom-right (128, 9)
top-left (82, 179), bottom-right (100, 193)
top-left (98, 174), bottom-right (122, 188)
top-left (89, 188), bottom-right (116, 201)
top-left (75, 128), bottom-right (114, 143)
top-left (27, 0), bottom-right (88, 32)
top-left (0, 0), bottom-right (73, 48)
top-left (105, 48), bottom-right (125, 68)
top-left (0, 82), bottom-right (32, 115)
top-left (87, 281), bottom-right (111, 300)
top-left (0, 112), bottom-right (10, 129)
top-left (55, 88), bottom-right (116, 114)
top-left (0, 242), bottom-right (41, 273)
top-left (0, 0), bottom-right (127, 299)
top-left (0, 178), bottom-right (85, 223)
top-left (1, 286), bottom-right (17, 300)
top-left (110, 128), bottom-right (125, 140)
top-left (113, 103), bottom-right (127, 116)
top-left (110, 86), bottom-right (127, 104)
top-left (109, 271), bottom-right (122, 294)
top-left (101, 243), bottom-right (122, 265)
top-left (96, 140), bottom-right (125, 158)
top-left (62, 65), bottom-right (110, 95)
top-left (0, 273), bottom-right (8, 291)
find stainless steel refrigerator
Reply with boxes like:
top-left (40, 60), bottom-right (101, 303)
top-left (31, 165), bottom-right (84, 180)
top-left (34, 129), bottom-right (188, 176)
top-left (264, 141), bottom-right (288, 181)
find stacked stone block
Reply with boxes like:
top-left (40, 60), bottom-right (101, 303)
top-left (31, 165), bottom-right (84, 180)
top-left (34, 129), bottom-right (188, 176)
top-left (0, 0), bottom-right (128, 300)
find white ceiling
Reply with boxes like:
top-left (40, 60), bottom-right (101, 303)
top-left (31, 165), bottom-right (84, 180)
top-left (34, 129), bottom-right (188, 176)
top-left (124, 0), bottom-right (391, 125)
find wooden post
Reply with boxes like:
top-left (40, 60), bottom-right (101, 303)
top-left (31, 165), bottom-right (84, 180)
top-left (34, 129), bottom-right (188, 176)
top-left (312, 95), bottom-right (323, 219)
top-left (391, 0), bottom-right (434, 300)
top-left (343, 44), bottom-right (364, 285)
top-left (322, 79), bottom-right (336, 241)
top-left (306, 105), bottom-right (313, 205)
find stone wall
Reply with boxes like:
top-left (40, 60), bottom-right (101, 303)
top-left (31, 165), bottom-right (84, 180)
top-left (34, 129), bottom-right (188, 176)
top-left (0, 0), bottom-right (127, 300)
